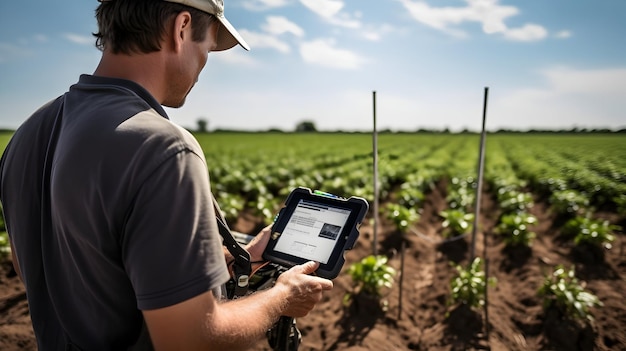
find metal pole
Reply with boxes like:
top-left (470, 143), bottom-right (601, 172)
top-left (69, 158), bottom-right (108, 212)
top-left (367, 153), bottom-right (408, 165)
top-left (470, 87), bottom-right (488, 261)
top-left (398, 240), bottom-right (405, 320)
top-left (484, 258), bottom-right (491, 342)
top-left (372, 91), bottom-right (379, 256)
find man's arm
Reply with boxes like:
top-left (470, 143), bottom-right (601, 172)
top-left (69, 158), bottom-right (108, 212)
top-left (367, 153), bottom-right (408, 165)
top-left (143, 261), bottom-right (332, 351)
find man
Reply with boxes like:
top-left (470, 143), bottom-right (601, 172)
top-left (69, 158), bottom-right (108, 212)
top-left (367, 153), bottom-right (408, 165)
top-left (0, 0), bottom-right (333, 349)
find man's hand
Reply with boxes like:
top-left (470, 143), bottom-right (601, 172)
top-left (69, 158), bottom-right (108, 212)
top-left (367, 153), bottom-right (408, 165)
top-left (145, 259), bottom-right (333, 350)
top-left (245, 224), bottom-right (272, 262)
top-left (274, 261), bottom-right (333, 317)
top-left (244, 227), bottom-right (334, 317)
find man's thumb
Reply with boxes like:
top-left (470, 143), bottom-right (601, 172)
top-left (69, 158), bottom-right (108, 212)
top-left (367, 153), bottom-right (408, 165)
top-left (295, 261), bottom-right (319, 275)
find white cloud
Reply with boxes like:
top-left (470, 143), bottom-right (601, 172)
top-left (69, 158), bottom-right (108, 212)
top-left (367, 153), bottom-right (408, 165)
top-left (503, 24), bottom-right (547, 41)
top-left (239, 29), bottom-right (291, 53)
top-left (554, 30), bottom-right (572, 39)
top-left (299, 39), bottom-right (365, 69)
top-left (362, 32), bottom-right (381, 41)
top-left (299, 0), bottom-right (361, 29)
top-left (63, 33), bottom-right (93, 45)
top-left (241, 0), bottom-right (290, 11)
top-left (300, 0), bottom-right (343, 18)
top-left (16, 34), bottom-right (48, 46)
top-left (328, 13), bottom-right (361, 29)
top-left (492, 67), bottom-right (626, 130)
top-left (262, 16), bottom-right (305, 37)
top-left (397, 0), bottom-right (548, 41)
top-left (543, 67), bottom-right (626, 96)
top-left (210, 49), bottom-right (258, 67)
top-left (362, 24), bottom-right (396, 41)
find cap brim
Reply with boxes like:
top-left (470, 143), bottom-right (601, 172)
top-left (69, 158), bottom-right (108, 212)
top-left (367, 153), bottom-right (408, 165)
top-left (214, 15), bottom-right (250, 51)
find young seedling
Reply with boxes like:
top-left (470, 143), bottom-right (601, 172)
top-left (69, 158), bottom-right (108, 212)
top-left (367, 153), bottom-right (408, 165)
top-left (386, 203), bottom-right (419, 234)
top-left (563, 215), bottom-right (618, 250)
top-left (446, 176), bottom-right (476, 210)
top-left (440, 209), bottom-right (474, 238)
top-left (0, 231), bottom-right (10, 259)
top-left (214, 191), bottom-right (245, 224)
top-left (498, 189), bottom-right (534, 214)
top-left (496, 212), bottom-right (537, 247)
top-left (345, 255), bottom-right (396, 308)
top-left (549, 189), bottom-right (590, 218)
top-left (538, 265), bottom-right (603, 321)
top-left (449, 257), bottom-right (496, 310)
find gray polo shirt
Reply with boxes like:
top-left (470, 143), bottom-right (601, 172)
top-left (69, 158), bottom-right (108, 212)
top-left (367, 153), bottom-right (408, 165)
top-left (0, 75), bottom-right (230, 350)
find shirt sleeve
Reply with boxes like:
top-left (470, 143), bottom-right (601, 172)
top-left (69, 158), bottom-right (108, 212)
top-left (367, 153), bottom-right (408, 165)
top-left (121, 149), bottom-right (230, 310)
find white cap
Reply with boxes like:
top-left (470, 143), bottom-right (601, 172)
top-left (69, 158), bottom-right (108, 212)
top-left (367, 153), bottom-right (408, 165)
top-left (164, 0), bottom-right (249, 51)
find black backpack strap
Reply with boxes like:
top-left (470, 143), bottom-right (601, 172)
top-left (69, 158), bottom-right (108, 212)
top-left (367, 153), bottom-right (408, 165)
top-left (40, 97), bottom-right (75, 348)
top-left (212, 197), bottom-right (251, 298)
top-left (43, 96), bottom-right (155, 351)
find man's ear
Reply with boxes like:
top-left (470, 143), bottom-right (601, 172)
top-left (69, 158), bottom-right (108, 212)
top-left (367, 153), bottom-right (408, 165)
top-left (171, 11), bottom-right (192, 53)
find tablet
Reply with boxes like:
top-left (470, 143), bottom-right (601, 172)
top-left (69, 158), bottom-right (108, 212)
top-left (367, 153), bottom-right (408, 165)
top-left (263, 187), bottom-right (369, 279)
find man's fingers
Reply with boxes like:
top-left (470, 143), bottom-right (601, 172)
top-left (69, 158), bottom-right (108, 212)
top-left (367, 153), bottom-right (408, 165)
top-left (294, 260), bottom-right (319, 275)
top-left (290, 261), bottom-right (334, 291)
top-left (277, 261), bottom-right (334, 317)
top-left (318, 278), bottom-right (333, 291)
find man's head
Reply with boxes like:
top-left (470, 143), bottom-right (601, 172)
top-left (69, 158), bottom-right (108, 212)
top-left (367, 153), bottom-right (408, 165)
top-left (163, 0), bottom-right (249, 51)
top-left (94, 0), bottom-right (248, 54)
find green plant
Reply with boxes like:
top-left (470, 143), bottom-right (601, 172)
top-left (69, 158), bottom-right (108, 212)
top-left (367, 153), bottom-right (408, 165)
top-left (214, 191), bottom-right (245, 224)
top-left (0, 231), bottom-right (10, 259)
top-left (549, 189), bottom-right (590, 217)
top-left (386, 203), bottom-right (419, 233)
top-left (496, 212), bottom-right (537, 247)
top-left (253, 195), bottom-right (281, 225)
top-left (614, 194), bottom-right (626, 214)
top-left (397, 185), bottom-right (425, 208)
top-left (562, 215), bottom-right (618, 249)
top-left (439, 209), bottom-right (474, 237)
top-left (498, 190), bottom-right (534, 214)
top-left (449, 257), bottom-right (496, 309)
top-left (0, 203), bottom-right (5, 232)
top-left (346, 255), bottom-right (396, 298)
top-left (0, 203), bottom-right (8, 259)
top-left (446, 176), bottom-right (475, 210)
top-left (538, 265), bottom-right (603, 321)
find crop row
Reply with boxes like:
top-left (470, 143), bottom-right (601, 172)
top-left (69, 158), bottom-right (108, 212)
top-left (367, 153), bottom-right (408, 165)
top-left (196, 133), bottom-right (625, 227)
top-left (0, 132), bottom-right (623, 256)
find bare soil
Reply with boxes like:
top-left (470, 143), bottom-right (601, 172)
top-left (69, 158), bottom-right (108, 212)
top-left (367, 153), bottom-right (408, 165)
top-left (1, 180), bottom-right (625, 350)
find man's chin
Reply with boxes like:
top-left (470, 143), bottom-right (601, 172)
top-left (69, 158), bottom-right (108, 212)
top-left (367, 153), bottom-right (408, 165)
top-left (163, 98), bottom-right (186, 109)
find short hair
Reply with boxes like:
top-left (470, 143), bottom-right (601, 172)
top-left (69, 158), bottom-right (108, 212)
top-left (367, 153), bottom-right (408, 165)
top-left (93, 0), bottom-right (215, 54)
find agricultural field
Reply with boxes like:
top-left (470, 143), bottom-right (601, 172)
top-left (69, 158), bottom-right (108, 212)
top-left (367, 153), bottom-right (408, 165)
top-left (0, 131), bottom-right (625, 350)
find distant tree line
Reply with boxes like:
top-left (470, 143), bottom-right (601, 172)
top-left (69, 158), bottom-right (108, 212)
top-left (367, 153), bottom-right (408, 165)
top-left (184, 118), bottom-right (625, 134)
top-left (1, 123), bottom-right (624, 135)
top-left (197, 128), bottom-right (626, 134)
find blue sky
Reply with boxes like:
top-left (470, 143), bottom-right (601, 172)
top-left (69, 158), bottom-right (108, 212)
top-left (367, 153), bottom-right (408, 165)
top-left (1, 0), bottom-right (625, 132)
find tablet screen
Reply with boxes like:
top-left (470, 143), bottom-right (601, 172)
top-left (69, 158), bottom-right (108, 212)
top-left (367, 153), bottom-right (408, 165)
top-left (272, 199), bottom-right (351, 264)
